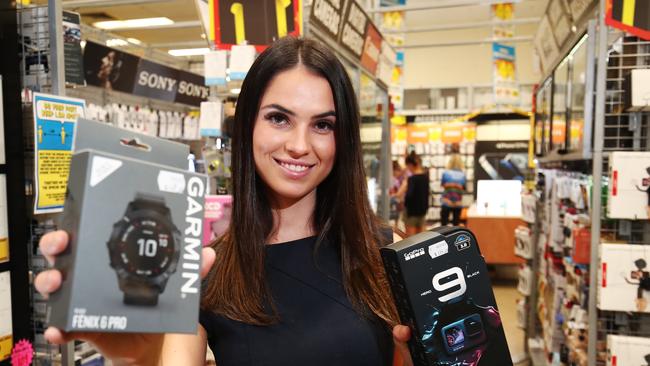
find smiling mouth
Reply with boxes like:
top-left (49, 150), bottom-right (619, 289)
top-left (274, 158), bottom-right (315, 173)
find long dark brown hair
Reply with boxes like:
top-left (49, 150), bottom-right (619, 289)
top-left (202, 37), bottom-right (398, 326)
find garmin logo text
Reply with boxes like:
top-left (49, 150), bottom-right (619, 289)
top-left (138, 71), bottom-right (177, 92)
top-left (181, 176), bottom-right (205, 297)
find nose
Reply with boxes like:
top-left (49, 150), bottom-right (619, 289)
top-left (285, 124), bottom-right (310, 157)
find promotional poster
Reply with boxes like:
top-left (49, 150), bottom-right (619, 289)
top-left (83, 41), bottom-right (140, 94)
top-left (381, 227), bottom-right (513, 366)
top-left (474, 140), bottom-right (529, 197)
top-left (32, 92), bottom-right (86, 214)
top-left (62, 11), bottom-right (84, 85)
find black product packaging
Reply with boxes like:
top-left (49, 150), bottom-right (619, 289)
top-left (381, 226), bottom-right (513, 366)
top-left (48, 118), bottom-right (207, 334)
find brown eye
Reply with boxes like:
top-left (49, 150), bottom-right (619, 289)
top-left (315, 120), bottom-right (334, 132)
top-left (266, 113), bottom-right (288, 126)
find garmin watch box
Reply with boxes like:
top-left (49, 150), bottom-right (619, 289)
top-left (606, 335), bottom-right (650, 366)
top-left (598, 243), bottom-right (650, 313)
top-left (49, 118), bottom-right (207, 333)
top-left (380, 227), bottom-right (513, 366)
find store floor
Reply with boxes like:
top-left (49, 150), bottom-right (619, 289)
top-left (493, 281), bottom-right (527, 365)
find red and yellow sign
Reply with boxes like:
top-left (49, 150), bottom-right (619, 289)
top-left (210, 0), bottom-right (302, 51)
top-left (606, 0), bottom-right (650, 40)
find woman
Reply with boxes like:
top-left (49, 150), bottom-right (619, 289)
top-left (34, 37), bottom-right (413, 365)
top-left (441, 154), bottom-right (466, 226)
top-left (395, 152), bottom-right (429, 236)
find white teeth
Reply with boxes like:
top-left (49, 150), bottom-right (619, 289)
top-left (280, 162), bottom-right (309, 173)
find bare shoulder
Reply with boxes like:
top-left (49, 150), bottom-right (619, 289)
top-left (392, 231), bottom-right (404, 244)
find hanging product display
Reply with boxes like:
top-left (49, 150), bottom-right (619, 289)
top-left (606, 335), bottom-right (650, 366)
top-left (381, 227), bottom-right (513, 366)
top-left (32, 92), bottom-right (86, 214)
top-left (607, 151), bottom-right (650, 220)
top-left (624, 69), bottom-right (650, 111)
top-left (599, 243), bottom-right (650, 313)
top-left (204, 50), bottom-right (228, 86)
top-left (85, 103), bottom-right (200, 140)
top-left (50, 119), bottom-right (207, 332)
top-left (199, 101), bottom-right (223, 137)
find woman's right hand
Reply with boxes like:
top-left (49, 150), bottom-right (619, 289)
top-left (34, 230), bottom-right (217, 365)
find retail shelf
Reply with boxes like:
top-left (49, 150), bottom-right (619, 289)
top-left (400, 108), bottom-right (470, 116)
top-left (537, 151), bottom-right (593, 163)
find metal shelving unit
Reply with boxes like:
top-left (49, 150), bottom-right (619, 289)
top-left (527, 1), bottom-right (650, 364)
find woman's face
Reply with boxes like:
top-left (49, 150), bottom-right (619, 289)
top-left (252, 65), bottom-right (336, 204)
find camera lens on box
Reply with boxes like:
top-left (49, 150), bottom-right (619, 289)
top-left (381, 227), bottom-right (513, 366)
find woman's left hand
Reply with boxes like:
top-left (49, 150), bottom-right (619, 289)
top-left (393, 324), bottom-right (414, 366)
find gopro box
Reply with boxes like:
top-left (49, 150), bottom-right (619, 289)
top-left (381, 227), bottom-right (513, 366)
top-left (598, 243), bottom-right (650, 313)
top-left (49, 119), bottom-right (207, 333)
top-left (607, 152), bottom-right (650, 220)
top-left (606, 335), bottom-right (650, 366)
top-left (624, 69), bottom-right (650, 112)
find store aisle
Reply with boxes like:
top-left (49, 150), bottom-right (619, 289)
top-left (493, 282), bottom-right (526, 365)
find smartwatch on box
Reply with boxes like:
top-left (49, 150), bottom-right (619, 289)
top-left (107, 193), bottom-right (181, 306)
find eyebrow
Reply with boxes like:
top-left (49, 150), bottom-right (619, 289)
top-left (260, 103), bottom-right (336, 119)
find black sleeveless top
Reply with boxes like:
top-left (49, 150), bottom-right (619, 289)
top-left (199, 236), bottom-right (394, 366)
top-left (405, 173), bottom-right (430, 216)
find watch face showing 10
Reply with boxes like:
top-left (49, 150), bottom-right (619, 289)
top-left (118, 218), bottom-right (175, 277)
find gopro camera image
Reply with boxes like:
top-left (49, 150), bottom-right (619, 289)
top-left (441, 313), bottom-right (487, 355)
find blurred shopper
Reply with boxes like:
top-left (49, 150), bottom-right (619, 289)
top-left (441, 154), bottom-right (466, 226)
top-left (396, 152), bottom-right (429, 236)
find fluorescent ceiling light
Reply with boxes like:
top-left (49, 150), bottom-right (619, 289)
top-left (93, 17), bottom-right (173, 30)
top-left (127, 38), bottom-right (142, 45)
top-left (230, 88), bottom-right (241, 94)
top-left (168, 47), bottom-right (210, 56)
top-left (106, 38), bottom-right (129, 47)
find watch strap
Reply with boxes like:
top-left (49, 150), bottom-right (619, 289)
top-left (134, 192), bottom-right (166, 206)
top-left (121, 280), bottom-right (160, 306)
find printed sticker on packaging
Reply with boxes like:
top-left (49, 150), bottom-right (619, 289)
top-left (157, 171), bottom-right (186, 194)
